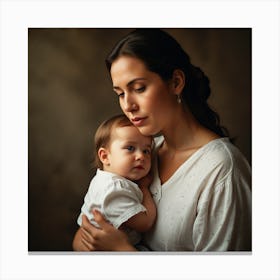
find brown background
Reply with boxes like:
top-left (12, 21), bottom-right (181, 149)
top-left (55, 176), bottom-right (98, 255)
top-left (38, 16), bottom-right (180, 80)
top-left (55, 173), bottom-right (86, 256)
top-left (28, 28), bottom-right (251, 251)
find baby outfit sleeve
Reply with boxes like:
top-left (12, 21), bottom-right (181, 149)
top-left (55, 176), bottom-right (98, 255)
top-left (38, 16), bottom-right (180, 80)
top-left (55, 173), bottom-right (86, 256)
top-left (102, 179), bottom-right (147, 228)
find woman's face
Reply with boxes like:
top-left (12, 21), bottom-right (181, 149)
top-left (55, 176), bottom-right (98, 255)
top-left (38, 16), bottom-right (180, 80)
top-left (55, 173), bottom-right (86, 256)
top-left (110, 55), bottom-right (178, 136)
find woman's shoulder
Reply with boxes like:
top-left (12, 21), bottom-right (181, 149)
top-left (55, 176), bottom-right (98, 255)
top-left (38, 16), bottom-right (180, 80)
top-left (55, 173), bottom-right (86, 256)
top-left (206, 138), bottom-right (249, 164)
top-left (201, 137), bottom-right (251, 180)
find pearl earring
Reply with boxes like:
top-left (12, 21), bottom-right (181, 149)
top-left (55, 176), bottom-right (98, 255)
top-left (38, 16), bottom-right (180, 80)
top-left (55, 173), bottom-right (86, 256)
top-left (177, 95), bottom-right (182, 104)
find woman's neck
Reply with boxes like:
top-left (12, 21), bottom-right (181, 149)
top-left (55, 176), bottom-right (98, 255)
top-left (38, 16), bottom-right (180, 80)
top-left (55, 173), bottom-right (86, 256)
top-left (157, 109), bottom-right (220, 184)
top-left (160, 109), bottom-right (219, 152)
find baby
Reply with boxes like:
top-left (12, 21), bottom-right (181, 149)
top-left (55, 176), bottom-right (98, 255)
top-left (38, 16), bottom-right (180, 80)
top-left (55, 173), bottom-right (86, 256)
top-left (77, 114), bottom-right (156, 245)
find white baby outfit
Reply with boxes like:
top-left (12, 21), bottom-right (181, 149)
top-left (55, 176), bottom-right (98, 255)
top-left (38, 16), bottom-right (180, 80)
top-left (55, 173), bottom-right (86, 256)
top-left (77, 169), bottom-right (146, 244)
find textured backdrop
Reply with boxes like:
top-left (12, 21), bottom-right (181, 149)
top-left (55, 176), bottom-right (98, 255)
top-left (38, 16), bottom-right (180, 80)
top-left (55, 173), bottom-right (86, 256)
top-left (28, 28), bottom-right (251, 251)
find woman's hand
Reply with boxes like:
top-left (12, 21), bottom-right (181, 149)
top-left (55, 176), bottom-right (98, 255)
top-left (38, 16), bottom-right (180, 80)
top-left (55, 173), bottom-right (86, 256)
top-left (136, 170), bottom-right (153, 191)
top-left (72, 226), bottom-right (90, 251)
top-left (74, 210), bottom-right (136, 251)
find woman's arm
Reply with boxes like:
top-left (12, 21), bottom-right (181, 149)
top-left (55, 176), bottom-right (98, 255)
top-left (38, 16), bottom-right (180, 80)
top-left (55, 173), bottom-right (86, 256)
top-left (73, 212), bottom-right (137, 251)
top-left (193, 177), bottom-right (251, 251)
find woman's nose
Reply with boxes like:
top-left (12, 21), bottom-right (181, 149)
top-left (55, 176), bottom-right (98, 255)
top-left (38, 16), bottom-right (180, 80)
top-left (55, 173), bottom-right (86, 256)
top-left (123, 96), bottom-right (137, 112)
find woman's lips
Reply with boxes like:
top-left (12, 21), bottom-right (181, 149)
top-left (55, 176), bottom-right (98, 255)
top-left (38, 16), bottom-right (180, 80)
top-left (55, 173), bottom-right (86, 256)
top-left (131, 117), bottom-right (147, 127)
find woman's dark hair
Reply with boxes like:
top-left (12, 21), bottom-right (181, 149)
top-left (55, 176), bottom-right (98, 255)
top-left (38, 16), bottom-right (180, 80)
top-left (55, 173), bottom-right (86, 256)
top-left (105, 28), bottom-right (229, 137)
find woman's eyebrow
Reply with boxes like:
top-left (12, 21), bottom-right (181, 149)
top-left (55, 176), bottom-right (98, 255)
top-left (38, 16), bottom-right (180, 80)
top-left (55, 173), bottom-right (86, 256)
top-left (113, 78), bottom-right (146, 90)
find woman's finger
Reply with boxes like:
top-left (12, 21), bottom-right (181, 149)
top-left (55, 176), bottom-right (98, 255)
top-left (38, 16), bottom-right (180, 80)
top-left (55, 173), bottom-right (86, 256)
top-left (81, 227), bottom-right (95, 243)
top-left (81, 238), bottom-right (95, 251)
top-left (93, 209), bottom-right (112, 230)
top-left (81, 214), bottom-right (96, 233)
top-left (81, 214), bottom-right (90, 226)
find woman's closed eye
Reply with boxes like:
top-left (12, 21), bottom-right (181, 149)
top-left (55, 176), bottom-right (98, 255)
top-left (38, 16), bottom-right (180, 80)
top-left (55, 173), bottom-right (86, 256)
top-left (113, 88), bottom-right (124, 98)
top-left (116, 92), bottom-right (124, 98)
top-left (134, 86), bottom-right (145, 93)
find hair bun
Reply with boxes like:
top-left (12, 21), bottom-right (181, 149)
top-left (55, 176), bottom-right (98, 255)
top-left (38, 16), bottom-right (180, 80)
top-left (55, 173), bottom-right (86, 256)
top-left (188, 64), bottom-right (210, 101)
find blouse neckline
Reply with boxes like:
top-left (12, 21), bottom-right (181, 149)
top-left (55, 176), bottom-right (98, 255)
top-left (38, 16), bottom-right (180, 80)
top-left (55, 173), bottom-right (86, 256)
top-left (154, 136), bottom-right (229, 188)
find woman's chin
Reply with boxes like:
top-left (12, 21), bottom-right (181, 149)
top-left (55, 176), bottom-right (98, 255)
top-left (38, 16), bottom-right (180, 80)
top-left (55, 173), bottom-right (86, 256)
top-left (137, 126), bottom-right (158, 137)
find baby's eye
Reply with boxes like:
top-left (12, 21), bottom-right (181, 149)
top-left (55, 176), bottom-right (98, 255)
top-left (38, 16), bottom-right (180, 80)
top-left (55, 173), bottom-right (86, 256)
top-left (143, 149), bottom-right (151, 155)
top-left (125, 146), bottom-right (135, 152)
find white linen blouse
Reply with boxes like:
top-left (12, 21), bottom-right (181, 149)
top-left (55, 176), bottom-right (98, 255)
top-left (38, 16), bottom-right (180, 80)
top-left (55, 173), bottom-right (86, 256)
top-left (143, 137), bottom-right (251, 251)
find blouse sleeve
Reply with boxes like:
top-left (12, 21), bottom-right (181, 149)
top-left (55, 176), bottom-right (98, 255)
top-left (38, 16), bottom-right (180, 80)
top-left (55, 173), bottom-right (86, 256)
top-left (102, 179), bottom-right (147, 229)
top-left (192, 174), bottom-right (251, 251)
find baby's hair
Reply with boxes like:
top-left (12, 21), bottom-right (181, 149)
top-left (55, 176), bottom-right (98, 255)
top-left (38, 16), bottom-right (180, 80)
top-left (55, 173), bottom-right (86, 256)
top-left (94, 114), bottom-right (136, 170)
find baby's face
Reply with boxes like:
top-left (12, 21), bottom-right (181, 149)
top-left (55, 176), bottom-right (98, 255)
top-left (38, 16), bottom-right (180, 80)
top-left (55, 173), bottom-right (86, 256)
top-left (105, 125), bottom-right (152, 181)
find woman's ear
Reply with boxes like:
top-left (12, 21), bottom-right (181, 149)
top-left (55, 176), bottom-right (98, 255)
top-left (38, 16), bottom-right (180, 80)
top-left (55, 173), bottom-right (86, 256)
top-left (172, 69), bottom-right (185, 95)
top-left (98, 147), bottom-right (110, 166)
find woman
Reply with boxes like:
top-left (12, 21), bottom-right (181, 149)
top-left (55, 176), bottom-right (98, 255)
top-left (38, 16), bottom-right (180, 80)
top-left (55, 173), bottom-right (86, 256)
top-left (73, 29), bottom-right (251, 251)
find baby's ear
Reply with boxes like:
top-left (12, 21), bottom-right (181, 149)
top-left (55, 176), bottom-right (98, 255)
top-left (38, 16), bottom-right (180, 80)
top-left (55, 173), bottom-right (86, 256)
top-left (98, 147), bottom-right (110, 166)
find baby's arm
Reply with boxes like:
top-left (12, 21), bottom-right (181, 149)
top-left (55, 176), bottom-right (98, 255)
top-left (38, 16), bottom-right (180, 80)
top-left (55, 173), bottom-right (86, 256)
top-left (122, 176), bottom-right (156, 232)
